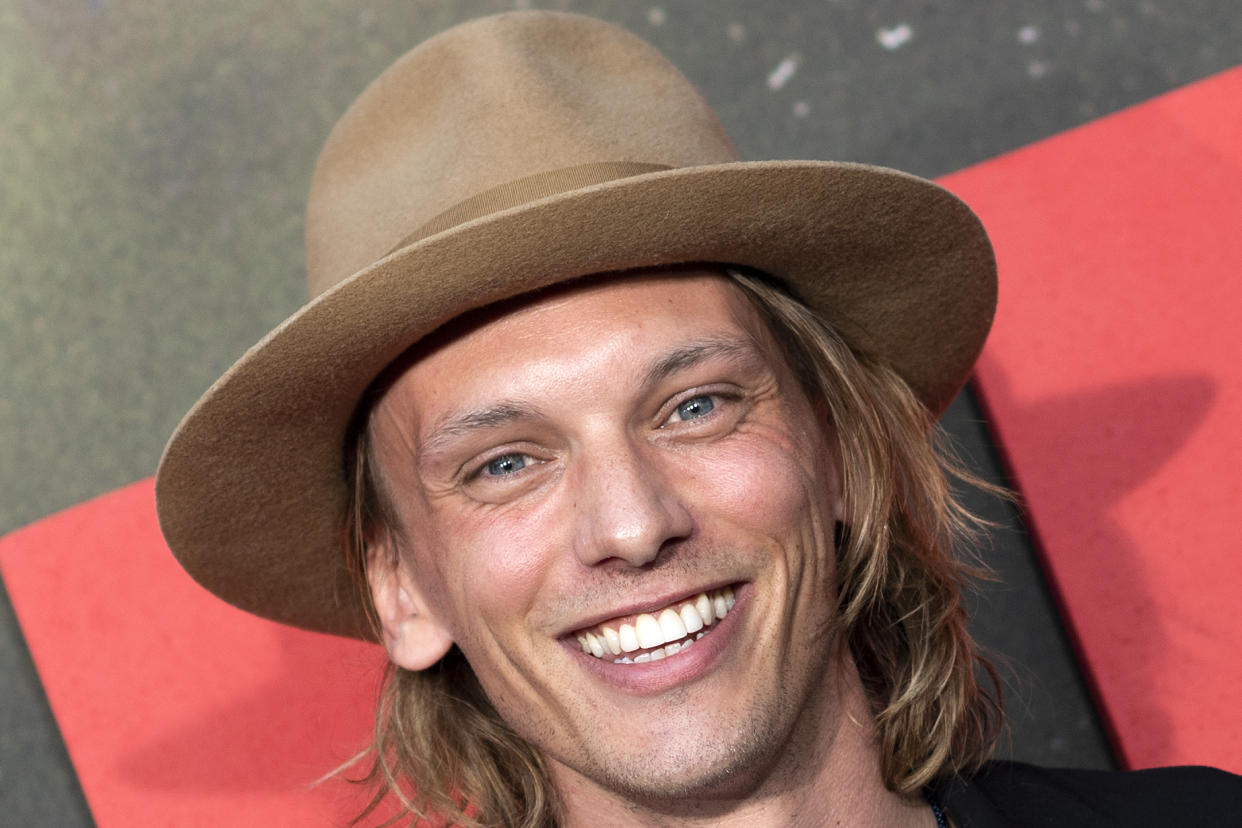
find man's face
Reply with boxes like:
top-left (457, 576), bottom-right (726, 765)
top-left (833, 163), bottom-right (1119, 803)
top-left (369, 270), bottom-right (848, 803)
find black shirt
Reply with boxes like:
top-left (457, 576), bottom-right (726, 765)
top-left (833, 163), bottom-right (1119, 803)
top-left (931, 760), bottom-right (1242, 827)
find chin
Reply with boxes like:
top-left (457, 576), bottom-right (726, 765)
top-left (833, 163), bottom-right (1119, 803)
top-left (552, 688), bottom-right (811, 809)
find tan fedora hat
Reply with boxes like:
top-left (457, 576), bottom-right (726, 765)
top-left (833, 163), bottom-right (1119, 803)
top-left (155, 10), bottom-right (996, 639)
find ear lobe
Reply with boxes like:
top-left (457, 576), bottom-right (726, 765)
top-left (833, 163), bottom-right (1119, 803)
top-left (386, 608), bottom-right (455, 671)
top-left (367, 539), bottom-right (454, 671)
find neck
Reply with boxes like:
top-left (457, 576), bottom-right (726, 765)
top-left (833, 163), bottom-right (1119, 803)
top-left (551, 660), bottom-right (936, 828)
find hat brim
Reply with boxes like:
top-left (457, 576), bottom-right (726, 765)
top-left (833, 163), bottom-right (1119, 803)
top-left (155, 160), bottom-right (996, 639)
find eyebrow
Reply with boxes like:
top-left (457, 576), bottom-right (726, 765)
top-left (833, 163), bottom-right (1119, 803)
top-left (416, 336), bottom-right (763, 462)
top-left (641, 336), bottom-right (763, 388)
top-left (419, 400), bottom-right (546, 460)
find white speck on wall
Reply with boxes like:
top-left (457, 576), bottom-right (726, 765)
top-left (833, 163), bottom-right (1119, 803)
top-left (1027, 60), bottom-right (1049, 79)
top-left (647, 7), bottom-right (666, 26)
top-left (727, 22), bottom-right (746, 43)
top-left (1018, 25), bottom-right (1040, 44)
top-left (876, 23), bottom-right (913, 51)
top-left (767, 55), bottom-right (800, 90)
top-left (792, 100), bottom-right (810, 118)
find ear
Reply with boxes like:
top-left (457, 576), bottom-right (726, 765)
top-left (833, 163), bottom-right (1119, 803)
top-left (366, 534), bottom-right (454, 671)
top-left (820, 423), bottom-right (846, 526)
top-left (807, 397), bottom-right (846, 525)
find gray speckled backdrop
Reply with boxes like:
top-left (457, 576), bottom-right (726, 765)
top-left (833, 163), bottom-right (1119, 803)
top-left (3, 1), bottom-right (1240, 824)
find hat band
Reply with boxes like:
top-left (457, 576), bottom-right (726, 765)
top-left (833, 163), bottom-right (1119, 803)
top-left (390, 161), bottom-right (672, 252)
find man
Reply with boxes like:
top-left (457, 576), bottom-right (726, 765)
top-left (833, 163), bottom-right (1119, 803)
top-left (155, 11), bottom-right (1241, 826)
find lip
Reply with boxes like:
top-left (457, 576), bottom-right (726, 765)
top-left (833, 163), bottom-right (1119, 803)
top-left (564, 582), bottom-right (749, 694)
top-left (560, 580), bottom-right (741, 638)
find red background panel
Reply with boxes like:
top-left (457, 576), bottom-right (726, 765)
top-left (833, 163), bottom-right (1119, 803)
top-left (0, 479), bottom-right (391, 826)
top-left (941, 66), bottom-right (1242, 772)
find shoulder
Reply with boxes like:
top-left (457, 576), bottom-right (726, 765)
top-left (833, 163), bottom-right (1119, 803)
top-left (931, 759), bottom-right (1242, 828)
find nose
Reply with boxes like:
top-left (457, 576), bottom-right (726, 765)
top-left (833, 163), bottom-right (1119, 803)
top-left (573, 439), bottom-right (693, 569)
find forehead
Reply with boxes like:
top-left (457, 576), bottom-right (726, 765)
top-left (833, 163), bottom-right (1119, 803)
top-left (375, 269), bottom-right (783, 424)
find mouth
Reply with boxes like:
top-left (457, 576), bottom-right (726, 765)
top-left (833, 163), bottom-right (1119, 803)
top-left (572, 586), bottom-right (736, 664)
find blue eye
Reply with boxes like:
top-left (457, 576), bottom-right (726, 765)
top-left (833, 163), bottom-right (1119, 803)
top-left (675, 395), bottom-right (715, 421)
top-left (485, 454), bottom-right (528, 476)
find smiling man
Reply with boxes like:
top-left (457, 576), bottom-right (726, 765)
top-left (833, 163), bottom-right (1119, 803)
top-left (155, 10), bottom-right (1241, 828)
top-left (361, 271), bottom-right (907, 821)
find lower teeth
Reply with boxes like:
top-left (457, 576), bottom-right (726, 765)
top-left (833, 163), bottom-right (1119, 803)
top-left (614, 631), bottom-right (705, 664)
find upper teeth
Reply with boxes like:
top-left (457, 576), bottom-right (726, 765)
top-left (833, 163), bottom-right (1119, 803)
top-left (576, 587), bottom-right (736, 663)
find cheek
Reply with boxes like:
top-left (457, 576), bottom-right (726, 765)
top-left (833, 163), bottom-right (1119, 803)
top-left (679, 427), bottom-right (831, 533)
top-left (420, 500), bottom-right (560, 642)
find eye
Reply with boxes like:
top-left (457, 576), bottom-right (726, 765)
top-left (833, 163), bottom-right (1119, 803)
top-left (670, 394), bottom-right (716, 422)
top-left (460, 448), bottom-right (550, 501)
top-left (483, 453), bottom-right (529, 477)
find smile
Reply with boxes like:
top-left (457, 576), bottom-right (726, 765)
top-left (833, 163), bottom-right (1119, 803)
top-left (574, 587), bottom-right (736, 664)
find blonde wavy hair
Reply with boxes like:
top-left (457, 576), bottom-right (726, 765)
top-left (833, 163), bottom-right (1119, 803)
top-left (341, 267), bottom-right (1003, 827)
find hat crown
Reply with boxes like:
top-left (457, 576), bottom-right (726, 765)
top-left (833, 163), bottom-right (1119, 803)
top-left (305, 11), bottom-right (737, 298)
